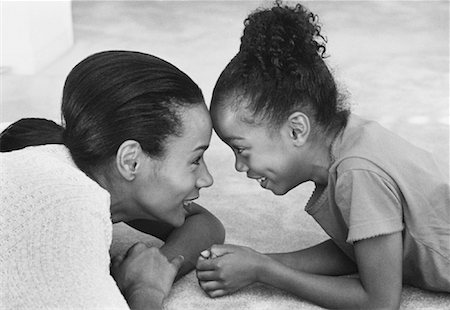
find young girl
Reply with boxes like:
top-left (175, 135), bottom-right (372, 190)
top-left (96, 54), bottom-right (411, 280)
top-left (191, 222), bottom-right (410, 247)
top-left (196, 2), bottom-right (450, 309)
top-left (0, 51), bottom-right (224, 310)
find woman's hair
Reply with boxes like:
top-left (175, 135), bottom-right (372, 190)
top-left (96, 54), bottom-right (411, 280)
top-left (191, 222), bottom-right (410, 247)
top-left (211, 1), bottom-right (349, 132)
top-left (0, 51), bottom-right (204, 174)
top-left (0, 118), bottom-right (64, 152)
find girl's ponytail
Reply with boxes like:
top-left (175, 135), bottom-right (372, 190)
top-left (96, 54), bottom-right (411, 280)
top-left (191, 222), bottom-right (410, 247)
top-left (211, 1), bottom-right (349, 132)
top-left (0, 118), bottom-right (64, 152)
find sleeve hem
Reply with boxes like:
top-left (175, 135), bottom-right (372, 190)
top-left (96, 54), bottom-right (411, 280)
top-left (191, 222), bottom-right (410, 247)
top-left (347, 218), bottom-right (404, 244)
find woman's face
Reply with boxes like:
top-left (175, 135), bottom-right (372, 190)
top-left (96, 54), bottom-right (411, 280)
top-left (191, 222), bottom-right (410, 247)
top-left (131, 103), bottom-right (213, 226)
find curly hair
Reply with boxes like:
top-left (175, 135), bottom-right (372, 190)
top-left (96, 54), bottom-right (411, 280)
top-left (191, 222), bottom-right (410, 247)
top-left (211, 1), bottom-right (349, 132)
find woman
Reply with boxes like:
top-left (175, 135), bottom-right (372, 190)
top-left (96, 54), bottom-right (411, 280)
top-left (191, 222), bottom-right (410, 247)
top-left (0, 50), bottom-right (225, 310)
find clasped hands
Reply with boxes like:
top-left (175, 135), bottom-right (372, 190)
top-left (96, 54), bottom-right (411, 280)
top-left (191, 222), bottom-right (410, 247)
top-left (110, 242), bottom-right (267, 305)
top-left (196, 244), bottom-right (268, 298)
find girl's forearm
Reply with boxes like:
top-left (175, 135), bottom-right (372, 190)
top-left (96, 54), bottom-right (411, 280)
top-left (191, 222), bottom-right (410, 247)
top-left (266, 239), bottom-right (357, 276)
top-left (257, 258), bottom-right (395, 309)
top-left (160, 204), bottom-right (225, 278)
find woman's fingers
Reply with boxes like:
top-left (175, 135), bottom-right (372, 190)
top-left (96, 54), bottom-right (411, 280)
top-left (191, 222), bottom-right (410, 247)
top-left (111, 254), bottom-right (124, 266)
top-left (125, 241), bottom-right (148, 257)
top-left (170, 255), bottom-right (185, 271)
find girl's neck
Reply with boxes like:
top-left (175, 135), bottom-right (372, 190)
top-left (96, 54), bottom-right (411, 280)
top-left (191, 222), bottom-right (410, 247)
top-left (308, 127), bottom-right (341, 185)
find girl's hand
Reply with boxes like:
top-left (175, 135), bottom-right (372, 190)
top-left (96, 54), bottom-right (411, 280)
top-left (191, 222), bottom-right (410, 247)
top-left (196, 244), bottom-right (268, 298)
top-left (111, 242), bottom-right (184, 305)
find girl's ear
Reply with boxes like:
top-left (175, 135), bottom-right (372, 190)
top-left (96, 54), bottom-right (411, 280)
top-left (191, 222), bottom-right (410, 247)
top-left (115, 140), bottom-right (143, 181)
top-left (286, 111), bottom-right (310, 146)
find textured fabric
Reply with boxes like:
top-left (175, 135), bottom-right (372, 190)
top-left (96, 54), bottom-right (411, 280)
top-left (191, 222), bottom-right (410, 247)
top-left (0, 145), bottom-right (129, 309)
top-left (305, 114), bottom-right (450, 292)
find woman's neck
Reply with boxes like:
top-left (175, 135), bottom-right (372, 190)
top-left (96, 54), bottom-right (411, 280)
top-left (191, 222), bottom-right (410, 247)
top-left (90, 168), bottom-right (129, 223)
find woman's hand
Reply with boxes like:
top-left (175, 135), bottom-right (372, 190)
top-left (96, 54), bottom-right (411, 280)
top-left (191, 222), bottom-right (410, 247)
top-left (196, 244), bottom-right (268, 298)
top-left (111, 242), bottom-right (184, 309)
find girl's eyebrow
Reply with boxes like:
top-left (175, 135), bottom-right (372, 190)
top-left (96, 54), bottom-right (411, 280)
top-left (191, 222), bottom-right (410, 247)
top-left (192, 144), bottom-right (209, 152)
top-left (225, 136), bottom-right (244, 143)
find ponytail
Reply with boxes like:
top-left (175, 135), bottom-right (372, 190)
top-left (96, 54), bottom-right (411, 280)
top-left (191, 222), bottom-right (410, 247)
top-left (0, 118), bottom-right (64, 152)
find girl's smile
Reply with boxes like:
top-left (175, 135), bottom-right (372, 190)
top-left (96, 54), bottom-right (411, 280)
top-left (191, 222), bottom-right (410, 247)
top-left (210, 101), bottom-right (312, 196)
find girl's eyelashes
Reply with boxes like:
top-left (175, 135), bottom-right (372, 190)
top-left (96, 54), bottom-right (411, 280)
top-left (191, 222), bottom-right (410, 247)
top-left (232, 146), bottom-right (245, 154)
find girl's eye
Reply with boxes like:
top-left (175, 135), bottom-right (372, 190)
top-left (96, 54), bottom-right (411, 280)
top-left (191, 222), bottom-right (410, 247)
top-left (235, 147), bottom-right (245, 154)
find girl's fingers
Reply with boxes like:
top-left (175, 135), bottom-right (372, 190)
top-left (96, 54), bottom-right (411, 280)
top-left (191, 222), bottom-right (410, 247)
top-left (208, 289), bottom-right (228, 298)
top-left (196, 270), bottom-right (218, 281)
top-left (209, 244), bottom-right (234, 257)
top-left (196, 256), bottom-right (218, 270)
top-left (199, 280), bottom-right (223, 291)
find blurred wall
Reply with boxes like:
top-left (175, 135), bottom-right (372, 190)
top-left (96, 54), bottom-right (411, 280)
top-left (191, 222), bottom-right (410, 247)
top-left (1, 1), bottom-right (73, 74)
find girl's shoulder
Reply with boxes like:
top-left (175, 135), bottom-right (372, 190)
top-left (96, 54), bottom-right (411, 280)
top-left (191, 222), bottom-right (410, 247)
top-left (331, 114), bottom-right (436, 176)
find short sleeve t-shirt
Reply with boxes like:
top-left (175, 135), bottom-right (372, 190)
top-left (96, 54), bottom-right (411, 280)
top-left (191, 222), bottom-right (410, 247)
top-left (305, 114), bottom-right (450, 292)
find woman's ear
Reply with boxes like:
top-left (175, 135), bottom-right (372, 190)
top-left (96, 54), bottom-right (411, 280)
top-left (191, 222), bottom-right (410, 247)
top-left (115, 140), bottom-right (142, 181)
top-left (286, 111), bottom-right (310, 146)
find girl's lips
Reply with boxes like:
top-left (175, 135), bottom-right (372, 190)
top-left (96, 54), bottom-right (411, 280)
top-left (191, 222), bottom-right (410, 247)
top-left (259, 177), bottom-right (269, 188)
top-left (247, 174), bottom-right (269, 188)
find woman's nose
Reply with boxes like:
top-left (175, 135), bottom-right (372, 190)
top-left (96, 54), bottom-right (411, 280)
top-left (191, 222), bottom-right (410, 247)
top-left (197, 163), bottom-right (214, 188)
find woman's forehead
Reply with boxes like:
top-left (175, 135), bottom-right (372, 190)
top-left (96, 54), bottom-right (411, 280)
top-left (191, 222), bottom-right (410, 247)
top-left (166, 104), bottom-right (212, 154)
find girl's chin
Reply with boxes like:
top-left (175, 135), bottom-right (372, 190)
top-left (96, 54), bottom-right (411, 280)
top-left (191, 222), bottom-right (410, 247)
top-left (267, 183), bottom-right (289, 196)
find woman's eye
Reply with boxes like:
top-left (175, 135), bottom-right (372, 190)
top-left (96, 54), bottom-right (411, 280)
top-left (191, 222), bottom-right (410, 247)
top-left (193, 156), bottom-right (202, 165)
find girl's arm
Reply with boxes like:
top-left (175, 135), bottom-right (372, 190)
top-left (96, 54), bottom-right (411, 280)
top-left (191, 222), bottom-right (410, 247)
top-left (127, 202), bottom-right (225, 278)
top-left (267, 239), bottom-right (357, 276)
top-left (197, 232), bottom-right (402, 309)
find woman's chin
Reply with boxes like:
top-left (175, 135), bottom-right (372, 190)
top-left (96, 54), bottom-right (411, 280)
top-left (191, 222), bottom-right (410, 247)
top-left (167, 208), bottom-right (187, 227)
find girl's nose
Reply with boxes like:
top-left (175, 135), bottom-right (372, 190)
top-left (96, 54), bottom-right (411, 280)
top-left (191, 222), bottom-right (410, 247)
top-left (197, 163), bottom-right (214, 188)
top-left (235, 157), bottom-right (248, 173)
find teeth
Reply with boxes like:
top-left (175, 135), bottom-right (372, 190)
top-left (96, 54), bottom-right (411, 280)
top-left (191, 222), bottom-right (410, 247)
top-left (183, 201), bottom-right (193, 207)
top-left (257, 177), bottom-right (267, 184)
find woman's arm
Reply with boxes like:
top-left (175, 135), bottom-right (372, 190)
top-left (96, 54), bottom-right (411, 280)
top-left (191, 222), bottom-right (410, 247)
top-left (197, 232), bottom-right (402, 309)
top-left (127, 202), bottom-right (225, 278)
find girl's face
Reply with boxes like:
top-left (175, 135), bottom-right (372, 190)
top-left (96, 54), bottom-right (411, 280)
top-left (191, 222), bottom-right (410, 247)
top-left (211, 102), bottom-right (311, 196)
top-left (130, 104), bottom-right (214, 226)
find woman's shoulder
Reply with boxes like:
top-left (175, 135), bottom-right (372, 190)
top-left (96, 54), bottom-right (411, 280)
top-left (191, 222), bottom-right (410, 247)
top-left (1, 145), bottom-right (110, 217)
top-left (3, 144), bottom-right (97, 186)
